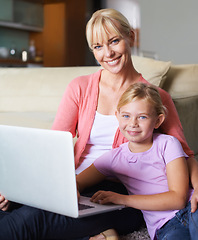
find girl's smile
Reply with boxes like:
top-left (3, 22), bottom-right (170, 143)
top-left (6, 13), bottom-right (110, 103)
top-left (116, 98), bottom-right (164, 152)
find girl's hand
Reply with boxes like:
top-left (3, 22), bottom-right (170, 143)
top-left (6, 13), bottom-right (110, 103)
top-left (91, 190), bottom-right (125, 205)
top-left (0, 194), bottom-right (10, 211)
top-left (191, 188), bottom-right (198, 213)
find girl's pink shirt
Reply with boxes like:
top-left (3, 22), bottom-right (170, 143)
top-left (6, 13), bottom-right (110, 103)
top-left (52, 69), bottom-right (194, 168)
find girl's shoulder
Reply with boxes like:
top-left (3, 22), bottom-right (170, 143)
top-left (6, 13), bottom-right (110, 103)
top-left (154, 133), bottom-right (179, 145)
top-left (153, 133), bottom-right (186, 159)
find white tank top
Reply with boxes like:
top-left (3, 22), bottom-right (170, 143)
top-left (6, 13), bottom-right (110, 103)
top-left (75, 111), bottom-right (119, 174)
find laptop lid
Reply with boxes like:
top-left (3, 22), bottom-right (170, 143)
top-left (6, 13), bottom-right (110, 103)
top-left (0, 125), bottom-right (80, 218)
top-left (0, 125), bottom-right (124, 218)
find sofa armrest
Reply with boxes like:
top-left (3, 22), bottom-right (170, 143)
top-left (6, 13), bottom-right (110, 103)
top-left (173, 95), bottom-right (198, 160)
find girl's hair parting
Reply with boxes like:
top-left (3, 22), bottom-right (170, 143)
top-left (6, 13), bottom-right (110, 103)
top-left (117, 82), bottom-right (167, 116)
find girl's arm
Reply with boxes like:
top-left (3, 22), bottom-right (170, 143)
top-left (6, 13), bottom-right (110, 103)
top-left (91, 157), bottom-right (189, 211)
top-left (159, 89), bottom-right (198, 211)
top-left (76, 164), bottom-right (106, 194)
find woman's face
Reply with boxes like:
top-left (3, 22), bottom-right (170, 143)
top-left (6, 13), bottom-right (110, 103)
top-left (92, 27), bottom-right (133, 74)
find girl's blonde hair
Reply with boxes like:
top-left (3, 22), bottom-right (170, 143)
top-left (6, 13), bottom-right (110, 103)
top-left (86, 8), bottom-right (134, 50)
top-left (117, 83), bottom-right (167, 117)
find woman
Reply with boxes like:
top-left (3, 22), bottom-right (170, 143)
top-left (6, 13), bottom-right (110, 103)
top-left (52, 7), bottom-right (198, 210)
top-left (0, 8), bottom-right (198, 240)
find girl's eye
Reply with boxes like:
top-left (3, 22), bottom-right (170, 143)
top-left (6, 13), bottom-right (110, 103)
top-left (122, 115), bottom-right (130, 119)
top-left (139, 116), bottom-right (147, 120)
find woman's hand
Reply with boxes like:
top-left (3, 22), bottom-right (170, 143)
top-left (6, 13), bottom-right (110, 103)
top-left (77, 190), bottom-right (81, 202)
top-left (90, 190), bottom-right (125, 205)
top-left (0, 194), bottom-right (10, 211)
top-left (191, 188), bottom-right (198, 213)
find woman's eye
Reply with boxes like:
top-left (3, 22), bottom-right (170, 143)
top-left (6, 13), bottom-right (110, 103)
top-left (93, 45), bottom-right (102, 50)
top-left (111, 39), bottom-right (119, 45)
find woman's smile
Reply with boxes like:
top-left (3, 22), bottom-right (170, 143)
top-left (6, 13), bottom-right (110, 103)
top-left (106, 56), bottom-right (121, 66)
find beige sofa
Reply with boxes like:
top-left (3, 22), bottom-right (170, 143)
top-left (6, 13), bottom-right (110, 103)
top-left (0, 55), bottom-right (197, 161)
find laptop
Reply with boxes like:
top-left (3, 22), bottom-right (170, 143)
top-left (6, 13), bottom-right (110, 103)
top-left (0, 125), bottom-right (124, 218)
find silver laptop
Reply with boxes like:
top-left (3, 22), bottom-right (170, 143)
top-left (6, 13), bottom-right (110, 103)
top-left (0, 125), bottom-right (124, 218)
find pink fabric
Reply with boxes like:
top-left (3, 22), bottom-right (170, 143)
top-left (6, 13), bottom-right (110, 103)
top-left (52, 69), bottom-right (194, 168)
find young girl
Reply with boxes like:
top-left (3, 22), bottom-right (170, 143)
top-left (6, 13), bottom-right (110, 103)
top-left (77, 82), bottom-right (197, 240)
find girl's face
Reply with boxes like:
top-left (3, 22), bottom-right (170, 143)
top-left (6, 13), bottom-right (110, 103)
top-left (92, 28), bottom-right (133, 74)
top-left (116, 98), bottom-right (164, 152)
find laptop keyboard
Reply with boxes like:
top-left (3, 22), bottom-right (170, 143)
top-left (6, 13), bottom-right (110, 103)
top-left (78, 203), bottom-right (95, 211)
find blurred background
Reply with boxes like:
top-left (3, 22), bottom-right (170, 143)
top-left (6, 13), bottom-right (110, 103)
top-left (0, 0), bottom-right (197, 68)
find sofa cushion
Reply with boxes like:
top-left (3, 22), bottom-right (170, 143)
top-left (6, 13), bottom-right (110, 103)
top-left (132, 55), bottom-right (171, 87)
top-left (0, 112), bottom-right (55, 129)
top-left (163, 64), bottom-right (198, 98)
top-left (0, 66), bottom-right (101, 112)
top-left (173, 95), bottom-right (198, 160)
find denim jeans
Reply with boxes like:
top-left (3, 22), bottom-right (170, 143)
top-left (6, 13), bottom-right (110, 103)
top-left (0, 181), bottom-right (144, 240)
top-left (156, 202), bottom-right (198, 240)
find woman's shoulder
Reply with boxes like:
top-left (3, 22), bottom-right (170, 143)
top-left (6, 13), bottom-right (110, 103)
top-left (139, 76), bottom-right (171, 103)
top-left (69, 69), bottom-right (102, 89)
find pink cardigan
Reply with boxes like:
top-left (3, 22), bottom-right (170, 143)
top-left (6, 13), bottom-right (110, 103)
top-left (52, 70), bottom-right (194, 168)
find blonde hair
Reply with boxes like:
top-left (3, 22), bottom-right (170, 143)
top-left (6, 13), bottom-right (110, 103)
top-left (86, 8), bottom-right (134, 50)
top-left (117, 83), bottom-right (167, 117)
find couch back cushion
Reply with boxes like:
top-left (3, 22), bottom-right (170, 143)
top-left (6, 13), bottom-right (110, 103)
top-left (0, 56), bottom-right (171, 112)
top-left (132, 55), bottom-right (171, 87)
top-left (0, 66), bottom-right (100, 112)
top-left (163, 64), bottom-right (198, 98)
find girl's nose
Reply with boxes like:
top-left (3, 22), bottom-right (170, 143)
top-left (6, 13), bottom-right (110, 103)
top-left (129, 118), bottom-right (138, 127)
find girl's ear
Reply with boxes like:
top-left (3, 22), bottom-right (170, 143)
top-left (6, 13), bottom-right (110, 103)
top-left (154, 114), bottom-right (165, 129)
top-left (115, 110), bottom-right (119, 119)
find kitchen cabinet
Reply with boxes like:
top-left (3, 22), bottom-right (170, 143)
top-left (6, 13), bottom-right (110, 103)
top-left (0, 0), bottom-right (13, 22)
top-left (14, 0), bottom-right (43, 29)
top-left (0, 0), bottom-right (43, 32)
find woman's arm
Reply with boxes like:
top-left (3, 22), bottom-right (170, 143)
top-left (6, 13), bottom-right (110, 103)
top-left (0, 194), bottom-right (10, 211)
top-left (52, 80), bottom-right (79, 137)
top-left (91, 157), bottom-right (189, 211)
top-left (76, 164), bottom-right (106, 194)
top-left (159, 89), bottom-right (193, 157)
top-left (187, 157), bottom-right (198, 212)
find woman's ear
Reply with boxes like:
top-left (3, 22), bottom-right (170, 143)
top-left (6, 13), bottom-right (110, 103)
top-left (154, 114), bottom-right (165, 129)
top-left (129, 30), bottom-right (135, 47)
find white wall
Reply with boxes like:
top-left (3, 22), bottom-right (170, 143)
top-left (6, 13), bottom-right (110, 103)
top-left (104, 0), bottom-right (140, 29)
top-left (105, 0), bottom-right (198, 64)
top-left (139, 0), bottom-right (198, 64)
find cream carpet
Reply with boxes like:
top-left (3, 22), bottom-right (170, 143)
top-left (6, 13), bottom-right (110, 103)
top-left (120, 227), bottom-right (150, 240)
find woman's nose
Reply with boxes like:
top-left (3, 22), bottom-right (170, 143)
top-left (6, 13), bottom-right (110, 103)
top-left (104, 45), bottom-right (114, 57)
